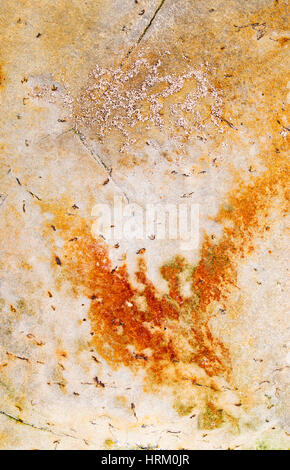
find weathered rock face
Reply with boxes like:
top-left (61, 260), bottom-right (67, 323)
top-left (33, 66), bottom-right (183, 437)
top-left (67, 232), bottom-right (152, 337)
top-left (0, 0), bottom-right (289, 450)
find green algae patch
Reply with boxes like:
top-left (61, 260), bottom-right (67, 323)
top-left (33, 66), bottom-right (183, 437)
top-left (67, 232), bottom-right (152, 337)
top-left (198, 402), bottom-right (224, 430)
top-left (198, 402), bottom-right (240, 432)
top-left (173, 400), bottom-right (194, 417)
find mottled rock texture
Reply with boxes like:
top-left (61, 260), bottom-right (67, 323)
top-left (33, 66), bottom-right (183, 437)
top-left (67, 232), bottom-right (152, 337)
top-left (0, 0), bottom-right (289, 449)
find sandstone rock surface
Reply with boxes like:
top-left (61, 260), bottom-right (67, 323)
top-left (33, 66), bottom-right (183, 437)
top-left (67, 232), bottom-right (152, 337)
top-left (0, 0), bottom-right (289, 449)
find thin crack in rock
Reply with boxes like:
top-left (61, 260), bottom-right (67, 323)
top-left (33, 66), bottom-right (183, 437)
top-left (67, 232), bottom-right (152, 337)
top-left (0, 194), bottom-right (7, 207)
top-left (71, 0), bottom-right (168, 200)
top-left (0, 410), bottom-right (89, 442)
top-left (121, 0), bottom-right (167, 66)
top-left (0, 410), bottom-right (58, 434)
top-left (73, 128), bottom-right (129, 203)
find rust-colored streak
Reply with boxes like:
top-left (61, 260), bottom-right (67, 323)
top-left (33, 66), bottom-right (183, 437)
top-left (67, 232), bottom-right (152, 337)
top-left (49, 213), bottom-right (232, 385)
top-left (194, 152), bottom-right (289, 313)
top-left (0, 65), bottom-right (5, 89)
top-left (64, 235), bottom-right (200, 381)
top-left (36, 0), bottom-right (289, 392)
top-left (44, 141), bottom-right (289, 391)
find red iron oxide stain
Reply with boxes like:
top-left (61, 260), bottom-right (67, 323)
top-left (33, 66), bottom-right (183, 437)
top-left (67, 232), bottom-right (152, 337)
top-left (41, 145), bottom-right (288, 391)
top-left (63, 232), bottom-right (230, 385)
top-left (39, 0), bottom-right (289, 390)
top-left (0, 65), bottom-right (5, 89)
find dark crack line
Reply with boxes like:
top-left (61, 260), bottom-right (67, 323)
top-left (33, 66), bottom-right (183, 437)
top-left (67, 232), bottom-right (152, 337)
top-left (73, 128), bottom-right (129, 203)
top-left (71, 1), bottom-right (168, 203)
top-left (121, 0), bottom-right (167, 66)
top-left (36, 127), bottom-right (74, 145)
top-left (73, 128), bottom-right (111, 174)
top-left (136, 0), bottom-right (167, 45)
top-left (0, 410), bottom-right (87, 442)
top-left (0, 410), bottom-right (57, 434)
top-left (80, 1), bottom-right (167, 112)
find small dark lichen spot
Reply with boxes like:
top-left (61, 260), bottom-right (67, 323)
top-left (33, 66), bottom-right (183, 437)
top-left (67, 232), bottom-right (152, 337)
top-left (91, 355), bottom-right (100, 363)
top-left (94, 376), bottom-right (105, 388)
top-left (55, 256), bottom-right (62, 266)
top-left (27, 190), bottom-right (41, 200)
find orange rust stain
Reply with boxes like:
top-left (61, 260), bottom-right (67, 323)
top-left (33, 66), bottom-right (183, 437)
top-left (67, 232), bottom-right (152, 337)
top-left (40, 199), bottom-right (231, 386)
top-left (275, 37), bottom-right (290, 46)
top-left (64, 237), bottom-right (188, 378)
top-left (56, 349), bottom-right (68, 359)
top-left (194, 138), bottom-right (289, 311)
top-left (0, 65), bottom-right (5, 89)
top-left (34, 1), bottom-right (289, 393)
top-left (40, 144), bottom-right (288, 391)
top-left (160, 256), bottom-right (185, 306)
